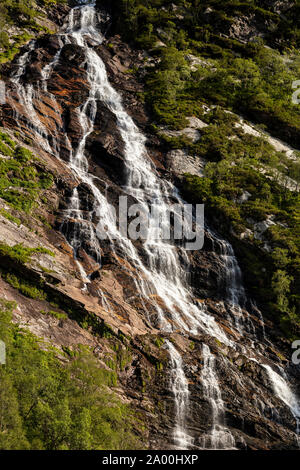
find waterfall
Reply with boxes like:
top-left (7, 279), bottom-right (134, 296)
top-left (217, 239), bottom-right (246, 308)
top-left (10, 42), bottom-right (54, 154)
top-left (165, 340), bottom-right (193, 449)
top-left (216, 237), bottom-right (257, 336)
top-left (200, 344), bottom-right (236, 449)
top-left (263, 364), bottom-right (300, 439)
top-left (7, 0), bottom-right (300, 449)
top-left (45, 3), bottom-right (233, 346)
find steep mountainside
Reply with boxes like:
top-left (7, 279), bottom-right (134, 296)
top-left (0, 0), bottom-right (299, 450)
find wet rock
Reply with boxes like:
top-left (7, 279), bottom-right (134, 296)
top-left (77, 183), bottom-right (96, 213)
top-left (86, 101), bottom-right (126, 181)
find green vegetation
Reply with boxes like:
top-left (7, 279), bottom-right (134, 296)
top-left (41, 309), bottom-right (68, 320)
top-left (109, 1), bottom-right (300, 138)
top-left (153, 336), bottom-right (165, 348)
top-left (0, 243), bottom-right (119, 338)
top-left (0, 208), bottom-right (21, 226)
top-left (110, 0), bottom-right (300, 51)
top-left (0, 299), bottom-right (143, 450)
top-left (2, 272), bottom-right (47, 300)
top-left (104, 342), bottom-right (133, 372)
top-left (0, 132), bottom-right (54, 213)
top-left (0, 242), bottom-right (55, 301)
top-left (0, 242), bottom-right (55, 264)
top-left (146, 46), bottom-right (195, 127)
top-left (0, 0), bottom-right (67, 62)
top-left (0, 32), bottom-right (34, 64)
top-left (183, 165), bottom-right (299, 336)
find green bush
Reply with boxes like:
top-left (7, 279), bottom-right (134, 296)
top-left (0, 300), bottom-right (143, 450)
top-left (0, 209), bottom-right (21, 226)
top-left (0, 0), bottom-right (63, 62)
top-left (0, 134), bottom-right (54, 213)
top-left (41, 309), bottom-right (68, 320)
top-left (2, 272), bottom-right (47, 300)
top-left (0, 242), bottom-right (54, 264)
top-left (183, 164), bottom-right (300, 335)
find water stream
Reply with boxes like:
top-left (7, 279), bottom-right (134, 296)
top-left (165, 340), bottom-right (193, 449)
top-left (7, 0), bottom-right (300, 449)
top-left (200, 344), bottom-right (236, 449)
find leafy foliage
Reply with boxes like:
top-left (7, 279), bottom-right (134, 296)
top-left (0, 133), bottom-right (54, 213)
top-left (109, 1), bottom-right (300, 136)
top-left (0, 299), bottom-right (143, 450)
top-left (183, 165), bottom-right (300, 335)
top-left (0, 242), bottom-right (54, 264)
top-left (0, 0), bottom-right (66, 62)
top-left (41, 309), bottom-right (68, 320)
top-left (0, 208), bottom-right (21, 226)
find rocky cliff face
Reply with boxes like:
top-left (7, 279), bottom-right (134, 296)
top-left (0, 1), bottom-right (299, 450)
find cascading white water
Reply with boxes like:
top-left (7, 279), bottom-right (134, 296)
top-left (98, 288), bottom-right (112, 313)
top-left (263, 364), bottom-right (300, 438)
top-left (9, 0), bottom-right (300, 449)
top-left (10, 42), bottom-right (54, 154)
top-left (40, 38), bottom-right (64, 90)
top-left (52, 3), bottom-right (233, 346)
top-left (200, 344), bottom-right (236, 449)
top-left (165, 340), bottom-right (193, 449)
top-left (216, 237), bottom-right (257, 336)
top-left (218, 239), bottom-right (246, 307)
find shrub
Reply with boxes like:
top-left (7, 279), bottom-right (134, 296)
top-left (3, 273), bottom-right (47, 300)
top-left (0, 300), bottom-right (143, 450)
top-left (0, 242), bottom-right (54, 264)
top-left (0, 135), bottom-right (54, 213)
top-left (41, 310), bottom-right (68, 320)
top-left (0, 209), bottom-right (21, 226)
